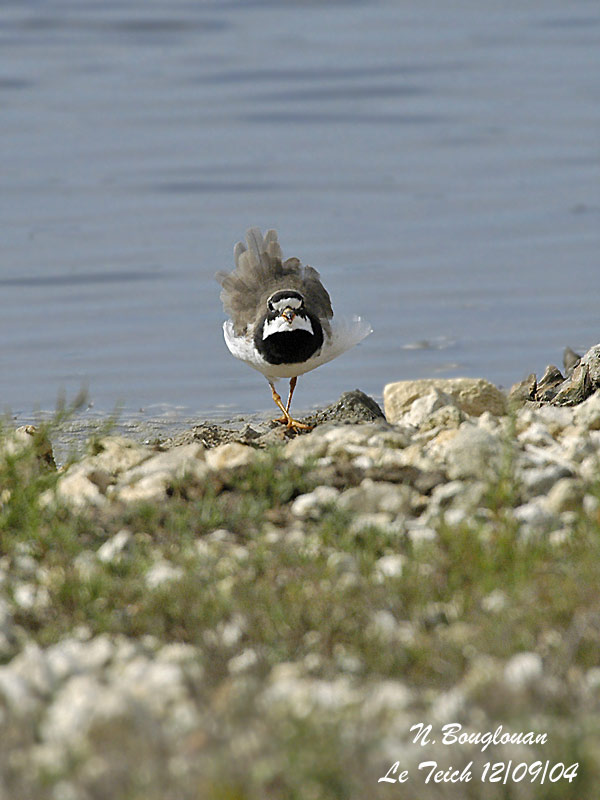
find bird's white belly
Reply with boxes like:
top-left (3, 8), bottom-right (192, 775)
top-left (222, 315), bottom-right (372, 382)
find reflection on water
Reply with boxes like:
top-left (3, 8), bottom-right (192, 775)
top-left (1, 0), bottom-right (599, 420)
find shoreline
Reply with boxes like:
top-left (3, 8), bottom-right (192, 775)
top-left (1, 346), bottom-right (599, 798)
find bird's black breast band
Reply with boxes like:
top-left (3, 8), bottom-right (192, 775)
top-left (255, 314), bottom-right (324, 365)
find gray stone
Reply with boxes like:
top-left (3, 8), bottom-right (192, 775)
top-left (508, 373), bottom-right (537, 405)
top-left (305, 390), bottom-right (385, 425)
top-left (536, 364), bottom-right (564, 402)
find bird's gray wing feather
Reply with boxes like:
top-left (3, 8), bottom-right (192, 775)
top-left (217, 228), bottom-right (333, 336)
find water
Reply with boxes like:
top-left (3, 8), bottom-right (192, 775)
top-left (2, 0), bottom-right (599, 423)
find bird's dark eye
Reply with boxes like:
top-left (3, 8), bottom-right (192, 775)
top-left (267, 300), bottom-right (274, 312)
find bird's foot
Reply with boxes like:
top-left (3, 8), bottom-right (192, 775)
top-left (271, 414), bottom-right (312, 431)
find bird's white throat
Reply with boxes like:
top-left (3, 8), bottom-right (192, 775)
top-left (262, 314), bottom-right (314, 338)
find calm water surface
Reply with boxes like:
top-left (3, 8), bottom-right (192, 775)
top-left (2, 0), bottom-right (599, 422)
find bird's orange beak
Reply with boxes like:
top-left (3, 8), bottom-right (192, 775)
top-left (281, 307), bottom-right (296, 323)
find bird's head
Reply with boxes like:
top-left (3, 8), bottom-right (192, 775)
top-left (266, 290), bottom-right (305, 325)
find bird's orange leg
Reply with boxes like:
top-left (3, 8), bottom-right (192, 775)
top-left (285, 376), bottom-right (297, 412)
top-left (269, 380), bottom-right (312, 431)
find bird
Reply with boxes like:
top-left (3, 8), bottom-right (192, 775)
top-left (217, 227), bottom-right (372, 430)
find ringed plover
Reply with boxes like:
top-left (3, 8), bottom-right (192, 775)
top-left (218, 228), bottom-right (372, 430)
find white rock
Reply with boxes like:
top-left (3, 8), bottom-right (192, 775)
top-left (116, 444), bottom-right (208, 501)
top-left (86, 436), bottom-right (152, 473)
top-left (283, 431), bottom-right (329, 463)
top-left (513, 500), bottom-right (558, 530)
top-left (0, 598), bottom-right (16, 659)
top-left (45, 636), bottom-right (114, 683)
top-left (56, 466), bottom-right (108, 509)
top-left (431, 687), bottom-right (466, 722)
top-left (97, 529), bottom-right (134, 564)
top-left (0, 670), bottom-right (38, 714)
top-left (443, 508), bottom-right (468, 526)
top-left (504, 652), bottom-right (543, 689)
top-left (39, 674), bottom-right (127, 747)
top-left (518, 422), bottom-right (556, 447)
top-left (362, 680), bottom-right (412, 716)
top-left (481, 589), bottom-right (508, 613)
top-left (205, 442), bottom-right (256, 471)
top-left (375, 554), bottom-right (405, 579)
top-left (519, 464), bottom-right (573, 497)
top-left (291, 486), bottom-right (340, 519)
top-left (349, 513), bottom-right (403, 536)
top-left (145, 560), bottom-right (184, 589)
top-left (326, 552), bottom-right (358, 573)
top-left (585, 667), bottom-right (600, 690)
top-left (338, 479), bottom-right (415, 515)
top-left (405, 520), bottom-right (437, 543)
top-left (10, 642), bottom-right (55, 696)
top-left (432, 423), bottom-right (504, 480)
top-left (544, 478), bottom-right (584, 514)
top-left (13, 582), bottom-right (38, 610)
top-left (384, 377), bottom-right (506, 423)
top-left (574, 391), bottom-right (600, 430)
top-left (402, 388), bottom-right (456, 427)
top-left (228, 648), bottom-right (259, 674)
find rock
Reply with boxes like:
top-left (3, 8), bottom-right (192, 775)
top-left (349, 513), bottom-right (403, 536)
top-left (508, 373), bottom-right (537, 405)
top-left (115, 443), bottom-right (208, 502)
top-left (383, 378), bottom-right (506, 423)
top-left (145, 560), bottom-right (184, 589)
top-left (519, 464), bottom-right (574, 497)
top-left (517, 422), bottom-right (556, 448)
top-left (553, 344), bottom-right (600, 406)
top-left (85, 436), bottom-right (152, 474)
top-left (563, 346), bottom-right (581, 376)
top-left (205, 442), bottom-right (256, 471)
top-left (305, 390), bottom-right (386, 426)
top-left (0, 598), bottom-right (17, 660)
top-left (56, 465), bottom-right (109, 509)
top-left (535, 365), bottom-right (564, 402)
top-left (513, 500), bottom-right (559, 531)
top-left (290, 486), bottom-right (340, 519)
top-left (401, 388), bottom-right (456, 427)
top-left (45, 636), bottom-right (114, 684)
top-left (374, 554), bottom-right (405, 579)
top-left (430, 423), bottom-right (504, 481)
top-left (97, 530), bottom-right (134, 564)
top-left (573, 391), bottom-right (600, 430)
top-left (337, 479), bottom-right (416, 516)
top-left (1, 425), bottom-right (55, 469)
top-left (579, 343), bottom-right (600, 387)
top-left (503, 652), bottom-right (543, 689)
top-left (553, 362), bottom-right (592, 406)
top-left (544, 478), bottom-right (584, 514)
